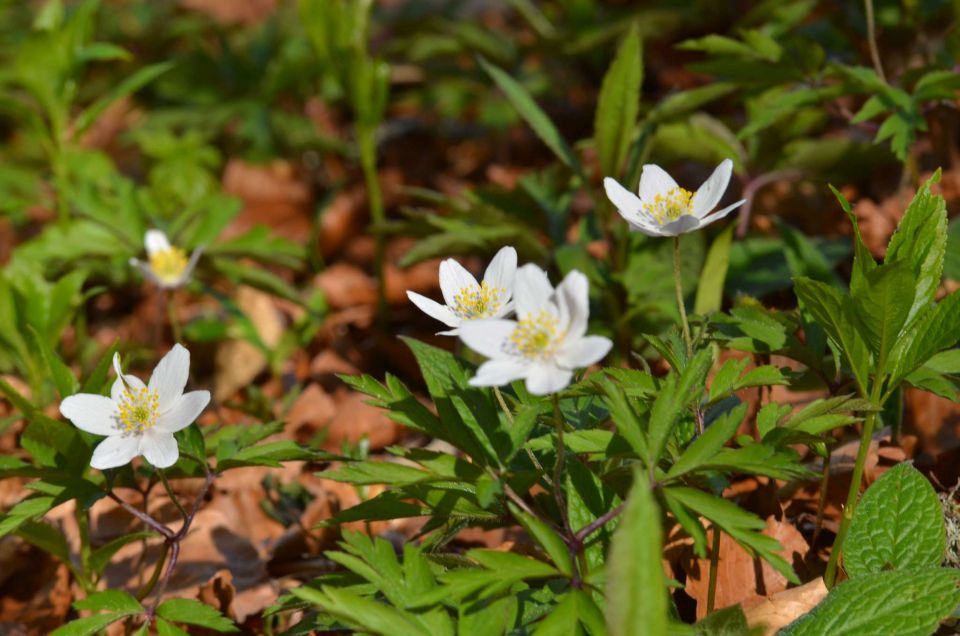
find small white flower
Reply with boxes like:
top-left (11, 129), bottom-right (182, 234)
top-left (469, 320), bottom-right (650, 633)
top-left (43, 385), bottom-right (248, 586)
top-left (459, 265), bottom-right (612, 395)
top-left (603, 159), bottom-right (745, 237)
top-left (59, 344), bottom-right (210, 470)
top-left (129, 229), bottom-right (202, 289)
top-left (407, 246), bottom-right (518, 335)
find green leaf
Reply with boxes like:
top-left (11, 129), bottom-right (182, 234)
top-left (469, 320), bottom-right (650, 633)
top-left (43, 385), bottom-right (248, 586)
top-left (0, 496), bottom-right (56, 536)
top-left (647, 349), bottom-right (712, 467)
top-left (216, 440), bottom-right (331, 471)
top-left (694, 604), bottom-right (753, 636)
top-left (74, 590), bottom-right (143, 615)
top-left (74, 62), bottom-right (174, 137)
top-left (885, 171), bottom-right (947, 321)
top-left (781, 568), bottom-right (960, 636)
top-left (793, 278), bottom-right (869, 393)
top-left (89, 531), bottom-right (159, 575)
top-left (81, 340), bottom-right (120, 394)
top-left (156, 619), bottom-right (191, 636)
top-left (888, 291), bottom-right (960, 386)
top-left (509, 503), bottom-right (572, 577)
top-left (478, 57), bottom-right (582, 173)
top-left (16, 520), bottom-right (72, 566)
top-left (694, 224), bottom-right (734, 315)
top-left (469, 549), bottom-right (560, 579)
top-left (606, 470), bottom-right (667, 636)
top-left (290, 585), bottom-right (432, 636)
top-left (849, 260), bottom-right (915, 368)
top-left (28, 326), bottom-right (78, 399)
top-left (156, 598), bottom-right (238, 632)
top-left (844, 462), bottom-right (945, 577)
top-left (666, 403), bottom-right (747, 480)
top-left (594, 23), bottom-right (642, 177)
top-left (51, 614), bottom-right (127, 636)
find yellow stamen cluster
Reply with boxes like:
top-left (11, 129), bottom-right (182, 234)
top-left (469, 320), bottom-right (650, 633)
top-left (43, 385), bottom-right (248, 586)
top-left (149, 247), bottom-right (189, 285)
top-left (453, 282), bottom-right (504, 319)
top-left (508, 311), bottom-right (560, 360)
top-left (118, 386), bottom-right (160, 434)
top-left (643, 187), bottom-right (693, 224)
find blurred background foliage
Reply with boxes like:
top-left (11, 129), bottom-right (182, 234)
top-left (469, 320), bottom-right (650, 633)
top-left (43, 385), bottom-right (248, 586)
top-left (0, 0), bottom-right (958, 381)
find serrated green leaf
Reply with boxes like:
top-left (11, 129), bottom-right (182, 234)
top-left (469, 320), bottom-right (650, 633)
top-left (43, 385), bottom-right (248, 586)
top-left (667, 403), bottom-right (747, 480)
top-left (510, 503), bottom-right (572, 577)
top-left (781, 568), bottom-right (960, 636)
top-left (155, 599), bottom-right (237, 632)
top-left (885, 172), bottom-right (947, 321)
top-left (594, 23), bottom-right (642, 177)
top-left (606, 470), bottom-right (667, 636)
top-left (849, 260), bottom-right (915, 368)
top-left (844, 462), bottom-right (945, 577)
top-left (50, 614), bottom-right (127, 636)
top-left (74, 590), bottom-right (143, 615)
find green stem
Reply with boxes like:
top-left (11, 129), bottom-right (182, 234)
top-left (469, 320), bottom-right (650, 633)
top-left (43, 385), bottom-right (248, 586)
top-left (136, 540), bottom-right (170, 601)
top-left (672, 236), bottom-right (693, 357)
top-left (494, 386), bottom-right (548, 480)
top-left (824, 407), bottom-right (879, 588)
top-left (864, 0), bottom-right (887, 83)
top-left (73, 506), bottom-right (94, 593)
top-left (358, 125), bottom-right (386, 320)
top-left (706, 524), bottom-right (722, 614)
top-left (158, 470), bottom-right (188, 522)
top-left (165, 291), bottom-right (182, 344)
top-left (812, 451), bottom-right (831, 547)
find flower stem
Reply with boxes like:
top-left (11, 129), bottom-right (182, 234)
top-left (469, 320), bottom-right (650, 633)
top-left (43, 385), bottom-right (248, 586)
top-left (864, 0), bottom-right (887, 83)
top-left (824, 407), bottom-right (879, 588)
top-left (165, 291), bottom-right (182, 344)
top-left (812, 451), bottom-right (831, 547)
top-left (706, 524), bottom-right (722, 613)
top-left (358, 125), bottom-right (386, 322)
top-left (495, 386), bottom-right (549, 482)
top-left (672, 236), bottom-right (693, 357)
top-left (158, 469), bottom-right (189, 522)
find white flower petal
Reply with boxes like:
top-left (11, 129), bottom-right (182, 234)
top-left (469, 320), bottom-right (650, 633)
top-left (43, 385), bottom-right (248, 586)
top-left (149, 344), bottom-right (190, 410)
top-left (692, 159), bottom-right (734, 219)
top-left (140, 430), bottom-right (179, 468)
top-left (638, 164), bottom-right (680, 202)
top-left (437, 328), bottom-right (460, 336)
top-left (604, 177), bottom-right (642, 216)
top-left (438, 259), bottom-right (480, 307)
top-left (469, 359), bottom-right (529, 387)
top-left (556, 270), bottom-right (590, 339)
top-left (156, 390), bottom-right (210, 434)
top-left (514, 264), bottom-right (554, 317)
top-left (657, 215), bottom-right (703, 236)
top-left (111, 373), bottom-right (146, 403)
top-left (626, 221), bottom-right (666, 237)
top-left (90, 435), bottom-right (141, 470)
top-left (482, 246), bottom-right (517, 292)
top-left (144, 230), bottom-right (171, 257)
top-left (179, 245), bottom-right (204, 285)
top-left (129, 258), bottom-right (160, 284)
top-left (555, 336), bottom-right (613, 370)
top-left (458, 319), bottom-right (516, 359)
top-left (696, 199), bottom-right (745, 229)
top-left (525, 364), bottom-right (573, 396)
top-left (60, 394), bottom-right (119, 436)
top-left (407, 291), bottom-right (460, 328)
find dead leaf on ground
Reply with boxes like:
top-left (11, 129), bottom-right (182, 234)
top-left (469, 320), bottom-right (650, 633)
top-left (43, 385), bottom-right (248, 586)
top-left (744, 576), bottom-right (827, 636)
top-left (313, 263), bottom-right (378, 311)
top-left (179, 0), bottom-right (277, 27)
top-left (683, 517), bottom-right (810, 620)
top-left (214, 286), bottom-right (285, 401)
top-left (222, 159), bottom-right (311, 241)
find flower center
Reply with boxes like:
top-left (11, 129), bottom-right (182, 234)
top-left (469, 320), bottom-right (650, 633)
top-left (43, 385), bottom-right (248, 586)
top-left (453, 282), bottom-right (505, 319)
top-left (149, 247), bottom-right (189, 285)
top-left (118, 386), bottom-right (160, 434)
top-left (507, 311), bottom-right (560, 360)
top-left (644, 187), bottom-right (694, 224)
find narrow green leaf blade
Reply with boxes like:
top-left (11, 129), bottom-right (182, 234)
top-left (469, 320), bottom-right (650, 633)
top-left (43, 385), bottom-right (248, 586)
top-left (594, 24), bottom-right (642, 177)
top-left (606, 470), bottom-right (667, 636)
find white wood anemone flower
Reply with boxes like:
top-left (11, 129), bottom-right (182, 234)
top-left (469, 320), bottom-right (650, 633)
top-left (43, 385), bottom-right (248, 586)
top-left (59, 344), bottom-right (211, 470)
top-left (459, 265), bottom-right (612, 395)
top-left (603, 159), bottom-right (745, 237)
top-left (129, 230), bottom-right (202, 289)
top-left (406, 246), bottom-right (518, 335)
